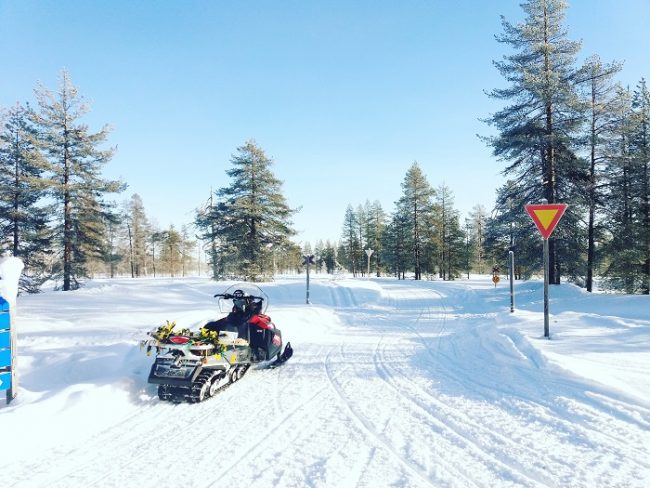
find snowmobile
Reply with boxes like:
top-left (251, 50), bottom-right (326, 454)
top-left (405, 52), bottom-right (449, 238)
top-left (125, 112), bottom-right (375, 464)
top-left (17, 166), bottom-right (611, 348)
top-left (141, 285), bottom-right (293, 403)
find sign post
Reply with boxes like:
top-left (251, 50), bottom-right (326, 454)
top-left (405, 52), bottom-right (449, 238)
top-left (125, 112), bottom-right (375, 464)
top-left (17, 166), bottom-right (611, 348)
top-left (303, 255), bottom-right (314, 304)
top-left (525, 202), bottom-right (568, 338)
top-left (509, 250), bottom-right (515, 313)
top-left (0, 257), bottom-right (23, 404)
top-left (365, 249), bottom-right (374, 277)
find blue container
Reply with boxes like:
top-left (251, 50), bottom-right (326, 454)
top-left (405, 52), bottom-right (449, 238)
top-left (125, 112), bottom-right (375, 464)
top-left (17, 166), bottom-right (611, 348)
top-left (0, 349), bottom-right (10, 368)
top-left (0, 371), bottom-right (11, 391)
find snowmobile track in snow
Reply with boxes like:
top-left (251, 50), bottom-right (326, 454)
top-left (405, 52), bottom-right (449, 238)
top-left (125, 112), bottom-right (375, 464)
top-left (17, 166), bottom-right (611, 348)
top-left (324, 343), bottom-right (442, 487)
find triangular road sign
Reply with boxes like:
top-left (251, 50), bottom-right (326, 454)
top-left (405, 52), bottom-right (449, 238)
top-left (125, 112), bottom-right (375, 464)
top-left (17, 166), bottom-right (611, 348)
top-left (525, 203), bottom-right (568, 239)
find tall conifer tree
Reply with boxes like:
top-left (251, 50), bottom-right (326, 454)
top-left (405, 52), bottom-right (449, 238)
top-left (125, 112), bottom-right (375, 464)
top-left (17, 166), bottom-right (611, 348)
top-left (32, 70), bottom-right (124, 290)
top-left (397, 162), bottom-right (435, 280)
top-left (0, 103), bottom-right (52, 291)
top-left (197, 140), bottom-right (296, 281)
top-left (485, 0), bottom-right (584, 284)
top-left (578, 56), bottom-right (622, 291)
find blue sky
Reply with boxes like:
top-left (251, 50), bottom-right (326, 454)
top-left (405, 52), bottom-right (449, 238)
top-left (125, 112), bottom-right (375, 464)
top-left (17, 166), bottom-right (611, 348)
top-left (1, 0), bottom-right (648, 245)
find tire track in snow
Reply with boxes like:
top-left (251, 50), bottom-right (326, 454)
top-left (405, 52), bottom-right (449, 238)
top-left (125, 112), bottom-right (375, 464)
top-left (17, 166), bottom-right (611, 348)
top-left (324, 343), bottom-right (440, 487)
top-left (200, 347), bottom-right (360, 487)
top-left (19, 369), bottom-right (280, 488)
top-left (411, 309), bottom-right (650, 464)
top-left (373, 337), bottom-right (555, 487)
top-left (390, 285), bottom-right (650, 485)
top-left (373, 287), bottom-right (554, 486)
top-left (370, 337), bottom-right (486, 487)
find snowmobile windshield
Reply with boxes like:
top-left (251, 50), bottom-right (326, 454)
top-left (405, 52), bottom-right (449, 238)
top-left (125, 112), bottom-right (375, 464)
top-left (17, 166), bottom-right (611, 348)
top-left (216, 283), bottom-right (268, 315)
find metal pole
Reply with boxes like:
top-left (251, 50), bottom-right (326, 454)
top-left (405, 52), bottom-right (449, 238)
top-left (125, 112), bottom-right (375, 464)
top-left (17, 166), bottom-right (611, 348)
top-left (306, 261), bottom-right (311, 305)
top-left (365, 249), bottom-right (374, 278)
top-left (509, 250), bottom-right (515, 313)
top-left (543, 238), bottom-right (550, 338)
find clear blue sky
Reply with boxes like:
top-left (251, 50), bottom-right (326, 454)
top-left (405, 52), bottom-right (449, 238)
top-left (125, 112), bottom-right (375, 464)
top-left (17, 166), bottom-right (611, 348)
top-left (1, 0), bottom-right (648, 245)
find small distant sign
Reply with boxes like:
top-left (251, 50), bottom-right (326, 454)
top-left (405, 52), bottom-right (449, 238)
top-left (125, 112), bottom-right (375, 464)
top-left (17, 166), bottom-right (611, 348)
top-left (303, 255), bottom-right (315, 266)
top-left (525, 204), bottom-right (568, 240)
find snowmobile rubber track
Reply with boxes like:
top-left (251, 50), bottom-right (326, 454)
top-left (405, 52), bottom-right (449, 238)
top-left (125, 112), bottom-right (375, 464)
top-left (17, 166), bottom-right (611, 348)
top-left (158, 365), bottom-right (251, 403)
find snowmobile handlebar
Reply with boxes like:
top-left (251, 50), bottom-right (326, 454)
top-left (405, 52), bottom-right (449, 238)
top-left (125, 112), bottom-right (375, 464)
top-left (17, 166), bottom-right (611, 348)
top-left (213, 292), bottom-right (265, 302)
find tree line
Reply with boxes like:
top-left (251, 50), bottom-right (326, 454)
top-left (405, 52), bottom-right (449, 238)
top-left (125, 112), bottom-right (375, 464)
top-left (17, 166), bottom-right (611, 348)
top-left (0, 70), bottom-right (126, 291)
top-left (308, 0), bottom-right (647, 294)
top-left (0, 72), bottom-right (301, 291)
top-left (317, 163), bottom-right (487, 282)
top-left (3, 0), bottom-right (648, 294)
top-left (484, 0), bottom-right (649, 294)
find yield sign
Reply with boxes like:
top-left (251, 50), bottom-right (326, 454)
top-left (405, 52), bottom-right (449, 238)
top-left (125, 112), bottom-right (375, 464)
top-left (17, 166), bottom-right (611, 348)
top-left (525, 203), bottom-right (568, 240)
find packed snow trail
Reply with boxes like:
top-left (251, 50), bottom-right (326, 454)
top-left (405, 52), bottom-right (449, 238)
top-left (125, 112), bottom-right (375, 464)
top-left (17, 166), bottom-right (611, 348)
top-left (1, 276), bottom-right (649, 487)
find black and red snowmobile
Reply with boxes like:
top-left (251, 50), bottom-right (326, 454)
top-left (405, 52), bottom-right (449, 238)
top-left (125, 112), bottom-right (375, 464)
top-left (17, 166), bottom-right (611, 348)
top-left (141, 284), bottom-right (292, 403)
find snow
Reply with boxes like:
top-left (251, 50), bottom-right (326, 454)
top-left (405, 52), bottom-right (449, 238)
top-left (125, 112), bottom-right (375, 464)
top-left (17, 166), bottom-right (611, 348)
top-left (1, 275), bottom-right (649, 487)
top-left (0, 257), bottom-right (24, 307)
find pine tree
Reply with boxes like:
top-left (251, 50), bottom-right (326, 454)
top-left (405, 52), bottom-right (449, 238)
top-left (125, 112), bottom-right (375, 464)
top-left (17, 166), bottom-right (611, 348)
top-left (158, 226), bottom-right (182, 277)
top-left (180, 225), bottom-right (195, 277)
top-left (397, 162), bottom-right (435, 280)
top-left (196, 140), bottom-right (296, 281)
top-left (435, 184), bottom-right (464, 280)
top-left (484, 182), bottom-right (542, 280)
top-left (602, 81), bottom-right (650, 293)
top-left (577, 55), bottom-right (622, 291)
top-left (631, 79), bottom-right (650, 293)
top-left (485, 0), bottom-right (585, 284)
top-left (0, 102), bottom-right (53, 291)
top-left (365, 200), bottom-right (386, 277)
top-left (340, 204), bottom-right (360, 276)
top-left (322, 240), bottom-right (337, 274)
top-left (124, 194), bottom-right (150, 277)
top-left (468, 204), bottom-right (489, 274)
top-left (32, 70), bottom-right (124, 290)
top-left (383, 210), bottom-right (410, 280)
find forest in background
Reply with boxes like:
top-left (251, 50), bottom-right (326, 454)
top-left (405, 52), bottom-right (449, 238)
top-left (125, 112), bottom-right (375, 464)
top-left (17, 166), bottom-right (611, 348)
top-left (1, 0), bottom-right (648, 293)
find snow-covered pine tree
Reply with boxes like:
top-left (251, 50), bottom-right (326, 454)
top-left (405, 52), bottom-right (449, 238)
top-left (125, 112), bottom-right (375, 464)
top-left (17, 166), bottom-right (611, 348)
top-left (32, 70), bottom-right (124, 290)
top-left (484, 0), bottom-right (585, 284)
top-left (0, 102), bottom-right (53, 291)
top-left (199, 140), bottom-right (296, 281)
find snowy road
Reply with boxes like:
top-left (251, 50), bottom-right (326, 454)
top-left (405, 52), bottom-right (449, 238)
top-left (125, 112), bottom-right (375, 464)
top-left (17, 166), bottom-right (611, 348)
top-left (2, 276), bottom-right (649, 487)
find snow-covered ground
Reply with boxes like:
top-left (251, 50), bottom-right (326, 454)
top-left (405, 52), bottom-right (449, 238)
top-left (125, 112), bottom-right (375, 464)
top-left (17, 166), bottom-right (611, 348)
top-left (1, 275), bottom-right (649, 487)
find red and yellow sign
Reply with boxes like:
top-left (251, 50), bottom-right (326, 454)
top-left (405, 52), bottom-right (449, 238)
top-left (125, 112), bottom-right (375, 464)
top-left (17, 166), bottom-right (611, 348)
top-left (525, 204), bottom-right (568, 240)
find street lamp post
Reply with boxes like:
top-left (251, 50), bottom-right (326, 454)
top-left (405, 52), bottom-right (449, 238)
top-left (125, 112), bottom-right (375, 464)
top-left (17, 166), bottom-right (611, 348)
top-left (365, 249), bottom-right (374, 277)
